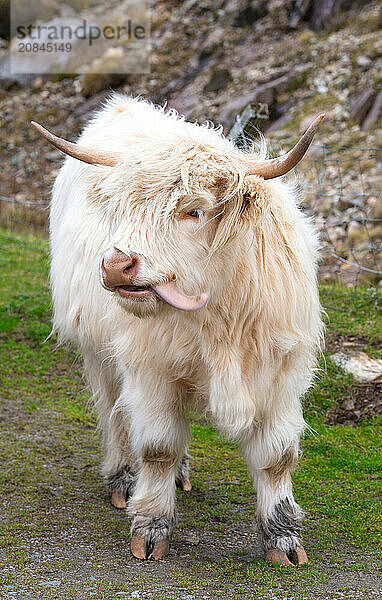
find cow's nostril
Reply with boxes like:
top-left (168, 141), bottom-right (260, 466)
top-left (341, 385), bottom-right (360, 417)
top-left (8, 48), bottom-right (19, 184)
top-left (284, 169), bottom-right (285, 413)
top-left (123, 257), bottom-right (137, 273)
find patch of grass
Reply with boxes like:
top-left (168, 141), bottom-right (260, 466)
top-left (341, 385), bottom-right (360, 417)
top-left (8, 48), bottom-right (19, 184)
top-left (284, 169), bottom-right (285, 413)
top-left (320, 284), bottom-right (381, 349)
top-left (0, 228), bottom-right (381, 599)
top-left (304, 354), bottom-right (355, 423)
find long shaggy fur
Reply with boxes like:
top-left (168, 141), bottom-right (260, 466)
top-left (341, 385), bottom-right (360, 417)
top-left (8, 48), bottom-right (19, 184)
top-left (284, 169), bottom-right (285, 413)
top-left (106, 464), bottom-right (135, 496)
top-left (49, 95), bottom-right (324, 555)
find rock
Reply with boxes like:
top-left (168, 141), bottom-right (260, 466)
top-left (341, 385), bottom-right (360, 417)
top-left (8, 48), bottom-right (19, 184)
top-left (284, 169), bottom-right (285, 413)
top-left (0, 73), bottom-right (16, 90)
top-left (237, 48), bottom-right (262, 68)
top-left (3, 0), bottom-right (62, 39)
top-left (289, 0), bottom-right (371, 31)
top-left (203, 67), bottom-right (232, 93)
top-left (362, 89), bottom-right (382, 131)
top-left (0, 0), bottom-right (10, 39)
top-left (349, 88), bottom-right (376, 125)
top-left (79, 47), bottom-right (129, 97)
top-left (232, 1), bottom-right (269, 27)
top-left (289, 0), bottom-right (311, 29)
top-left (218, 64), bottom-right (312, 129)
top-left (343, 398), bottom-right (355, 411)
top-left (168, 83), bottom-right (203, 120)
top-left (0, 16), bottom-right (105, 86)
top-left (313, 196), bottom-right (332, 217)
top-left (183, 533), bottom-right (200, 544)
top-left (368, 225), bottom-right (382, 241)
top-left (371, 196), bottom-right (382, 220)
top-left (219, 89), bottom-right (274, 130)
top-left (357, 55), bottom-right (372, 68)
top-left (265, 112), bottom-right (292, 133)
top-left (198, 27), bottom-right (226, 61)
top-left (331, 351), bottom-right (382, 383)
top-left (310, 0), bottom-right (341, 31)
top-left (347, 221), bottom-right (363, 243)
top-left (230, 103), bottom-right (270, 145)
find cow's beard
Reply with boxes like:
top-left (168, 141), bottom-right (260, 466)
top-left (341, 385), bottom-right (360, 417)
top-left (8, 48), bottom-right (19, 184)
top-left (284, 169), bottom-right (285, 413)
top-left (114, 292), bottom-right (160, 318)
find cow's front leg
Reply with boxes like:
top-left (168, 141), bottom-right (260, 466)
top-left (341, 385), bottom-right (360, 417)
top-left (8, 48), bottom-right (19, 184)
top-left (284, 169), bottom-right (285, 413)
top-left (125, 377), bottom-right (189, 560)
top-left (129, 449), bottom-right (178, 561)
top-left (241, 419), bottom-right (308, 566)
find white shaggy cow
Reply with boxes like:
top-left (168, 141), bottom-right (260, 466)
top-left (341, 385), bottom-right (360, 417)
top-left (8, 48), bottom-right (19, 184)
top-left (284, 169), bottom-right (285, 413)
top-left (32, 96), bottom-right (324, 565)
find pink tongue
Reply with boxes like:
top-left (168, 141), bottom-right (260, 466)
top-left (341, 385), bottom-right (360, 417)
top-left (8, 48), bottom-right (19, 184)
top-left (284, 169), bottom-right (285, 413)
top-left (152, 282), bottom-right (208, 311)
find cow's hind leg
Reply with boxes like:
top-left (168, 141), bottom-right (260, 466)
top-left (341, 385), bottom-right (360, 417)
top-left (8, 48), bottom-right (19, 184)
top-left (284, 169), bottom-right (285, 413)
top-left (175, 450), bottom-right (192, 492)
top-left (241, 415), bottom-right (308, 566)
top-left (106, 463), bottom-right (135, 509)
top-left (84, 353), bottom-right (135, 509)
top-left (100, 409), bottom-right (136, 510)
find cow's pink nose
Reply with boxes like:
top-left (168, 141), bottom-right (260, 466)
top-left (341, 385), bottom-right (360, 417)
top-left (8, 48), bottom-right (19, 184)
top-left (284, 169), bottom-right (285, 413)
top-left (101, 248), bottom-right (140, 289)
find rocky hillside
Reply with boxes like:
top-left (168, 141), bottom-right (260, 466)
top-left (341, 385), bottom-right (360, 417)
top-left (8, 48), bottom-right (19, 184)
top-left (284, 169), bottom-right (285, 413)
top-left (0, 0), bottom-right (381, 283)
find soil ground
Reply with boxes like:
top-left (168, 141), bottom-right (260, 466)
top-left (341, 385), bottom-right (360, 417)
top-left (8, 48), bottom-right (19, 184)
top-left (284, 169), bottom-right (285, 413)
top-left (0, 230), bottom-right (381, 600)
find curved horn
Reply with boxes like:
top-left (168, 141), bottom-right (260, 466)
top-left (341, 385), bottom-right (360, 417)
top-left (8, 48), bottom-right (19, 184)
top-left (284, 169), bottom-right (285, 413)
top-left (31, 121), bottom-right (121, 166)
top-left (246, 113), bottom-right (325, 179)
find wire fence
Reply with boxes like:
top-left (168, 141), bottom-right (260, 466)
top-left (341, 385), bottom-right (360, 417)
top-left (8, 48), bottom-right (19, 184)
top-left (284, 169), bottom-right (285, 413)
top-left (299, 143), bottom-right (381, 291)
top-left (1, 132), bottom-right (381, 295)
top-left (229, 109), bottom-right (381, 293)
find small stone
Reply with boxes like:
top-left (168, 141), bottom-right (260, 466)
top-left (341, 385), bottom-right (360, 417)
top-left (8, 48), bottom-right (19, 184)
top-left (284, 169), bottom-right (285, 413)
top-left (40, 580), bottom-right (61, 587)
top-left (32, 77), bottom-right (43, 90)
top-left (343, 399), bottom-right (355, 411)
top-left (331, 351), bottom-right (382, 383)
top-left (357, 55), bottom-right (372, 68)
top-left (183, 533), bottom-right (200, 544)
top-left (347, 221), bottom-right (361, 241)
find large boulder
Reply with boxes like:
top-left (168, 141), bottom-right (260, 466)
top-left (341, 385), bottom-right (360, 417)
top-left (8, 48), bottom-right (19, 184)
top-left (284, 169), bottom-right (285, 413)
top-left (218, 64), bottom-right (312, 129)
top-left (0, 16), bottom-right (105, 87)
top-left (363, 90), bottom-right (382, 131)
top-left (79, 48), bottom-right (129, 97)
top-left (232, 1), bottom-right (269, 27)
top-left (9, 0), bottom-right (61, 38)
top-left (289, 0), bottom-right (372, 31)
top-left (349, 89), bottom-right (376, 125)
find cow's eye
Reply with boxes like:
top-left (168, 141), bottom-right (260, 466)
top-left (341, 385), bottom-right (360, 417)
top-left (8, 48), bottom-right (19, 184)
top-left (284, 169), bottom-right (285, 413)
top-left (186, 209), bottom-right (202, 219)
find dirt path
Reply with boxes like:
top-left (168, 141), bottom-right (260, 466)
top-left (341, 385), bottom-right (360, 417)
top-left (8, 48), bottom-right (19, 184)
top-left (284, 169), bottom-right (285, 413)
top-left (1, 388), bottom-right (380, 600)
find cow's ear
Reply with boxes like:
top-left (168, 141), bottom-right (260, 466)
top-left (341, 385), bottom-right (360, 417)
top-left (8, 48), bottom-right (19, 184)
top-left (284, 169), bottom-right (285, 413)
top-left (241, 175), bottom-right (270, 215)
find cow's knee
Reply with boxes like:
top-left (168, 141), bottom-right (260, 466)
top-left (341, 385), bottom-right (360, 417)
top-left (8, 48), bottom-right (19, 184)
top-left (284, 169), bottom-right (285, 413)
top-left (142, 445), bottom-right (178, 472)
top-left (263, 446), bottom-right (298, 485)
